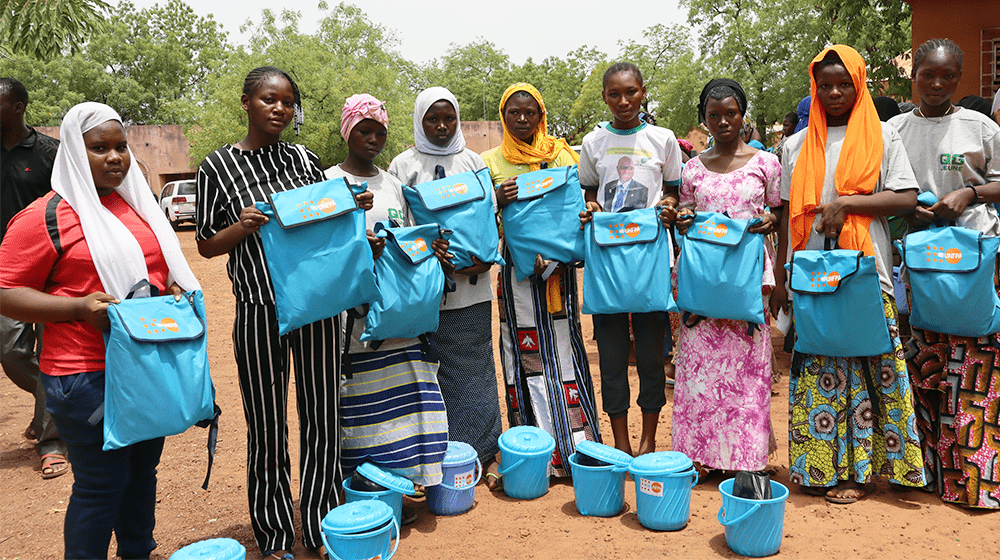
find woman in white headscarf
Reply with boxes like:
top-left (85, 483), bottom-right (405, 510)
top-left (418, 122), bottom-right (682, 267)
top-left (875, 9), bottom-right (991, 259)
top-left (0, 102), bottom-right (200, 558)
top-left (388, 87), bottom-right (504, 483)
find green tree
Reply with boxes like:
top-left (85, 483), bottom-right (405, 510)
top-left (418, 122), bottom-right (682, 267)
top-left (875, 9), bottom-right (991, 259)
top-left (620, 24), bottom-right (710, 138)
top-left (683, 0), bottom-right (830, 142)
top-left (823, 0), bottom-right (911, 99)
top-left (0, 0), bottom-right (110, 59)
top-left (0, 54), bottom-right (104, 125)
top-left (187, 2), bottom-right (416, 169)
top-left (425, 40), bottom-right (513, 122)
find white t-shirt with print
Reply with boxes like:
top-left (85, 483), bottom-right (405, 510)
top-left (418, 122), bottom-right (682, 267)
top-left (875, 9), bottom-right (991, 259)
top-left (888, 107), bottom-right (1000, 236)
top-left (578, 123), bottom-right (683, 210)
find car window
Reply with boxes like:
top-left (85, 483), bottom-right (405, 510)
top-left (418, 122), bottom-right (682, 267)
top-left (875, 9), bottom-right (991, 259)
top-left (178, 181), bottom-right (197, 195)
top-left (161, 184), bottom-right (173, 199)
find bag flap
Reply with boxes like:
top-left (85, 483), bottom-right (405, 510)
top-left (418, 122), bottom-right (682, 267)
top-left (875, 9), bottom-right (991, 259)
top-left (267, 177), bottom-right (359, 228)
top-left (378, 222), bottom-right (441, 265)
top-left (109, 292), bottom-right (205, 342)
top-left (409, 168), bottom-right (488, 211)
top-left (591, 207), bottom-right (660, 247)
top-left (514, 165), bottom-right (577, 201)
top-left (788, 249), bottom-right (863, 294)
top-left (902, 226), bottom-right (982, 273)
top-left (684, 212), bottom-right (758, 247)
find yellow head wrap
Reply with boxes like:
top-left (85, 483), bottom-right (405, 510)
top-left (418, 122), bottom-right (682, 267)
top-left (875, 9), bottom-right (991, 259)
top-left (498, 83), bottom-right (579, 171)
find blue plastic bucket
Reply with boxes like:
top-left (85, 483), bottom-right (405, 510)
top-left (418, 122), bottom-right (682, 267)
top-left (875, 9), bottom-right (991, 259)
top-left (630, 451), bottom-right (699, 531)
top-left (717, 478), bottom-right (789, 557)
top-left (497, 426), bottom-right (556, 500)
top-left (426, 441), bottom-right (482, 515)
top-left (321, 501), bottom-right (399, 560)
top-left (342, 463), bottom-right (415, 527)
top-left (568, 452), bottom-right (629, 517)
top-left (169, 538), bottom-right (246, 560)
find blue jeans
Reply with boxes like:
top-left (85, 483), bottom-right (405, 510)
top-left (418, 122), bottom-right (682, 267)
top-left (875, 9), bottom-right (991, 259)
top-left (42, 371), bottom-right (164, 560)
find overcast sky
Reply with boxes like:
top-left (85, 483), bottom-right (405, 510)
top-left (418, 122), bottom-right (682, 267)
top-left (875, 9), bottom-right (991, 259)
top-left (123, 0), bottom-right (689, 65)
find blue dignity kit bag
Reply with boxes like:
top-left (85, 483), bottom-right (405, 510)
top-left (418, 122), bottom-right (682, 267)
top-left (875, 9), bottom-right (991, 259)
top-left (104, 291), bottom-right (215, 451)
top-left (786, 247), bottom-right (892, 357)
top-left (897, 226), bottom-right (1000, 337)
top-left (362, 221), bottom-right (448, 342)
top-left (402, 168), bottom-right (504, 270)
top-left (582, 207), bottom-right (677, 315)
top-left (675, 212), bottom-right (766, 325)
top-left (501, 165), bottom-right (587, 281)
top-left (256, 178), bottom-right (381, 335)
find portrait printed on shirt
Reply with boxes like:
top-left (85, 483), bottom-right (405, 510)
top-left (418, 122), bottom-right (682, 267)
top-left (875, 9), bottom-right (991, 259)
top-left (595, 148), bottom-right (661, 212)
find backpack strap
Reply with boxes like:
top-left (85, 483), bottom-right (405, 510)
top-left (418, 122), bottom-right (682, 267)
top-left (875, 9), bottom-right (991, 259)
top-left (45, 193), bottom-right (64, 256)
top-left (860, 358), bottom-right (883, 420)
top-left (194, 403), bottom-right (222, 490)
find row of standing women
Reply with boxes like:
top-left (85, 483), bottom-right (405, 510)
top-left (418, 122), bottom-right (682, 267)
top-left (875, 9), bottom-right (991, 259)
top-left (0, 36), bottom-right (996, 559)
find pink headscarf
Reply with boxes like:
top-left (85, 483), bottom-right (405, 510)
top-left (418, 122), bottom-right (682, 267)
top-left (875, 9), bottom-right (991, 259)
top-left (340, 94), bottom-right (388, 140)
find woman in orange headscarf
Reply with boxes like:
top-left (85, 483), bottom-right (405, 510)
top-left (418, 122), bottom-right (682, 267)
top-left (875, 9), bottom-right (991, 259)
top-left (480, 83), bottom-right (598, 488)
top-left (770, 45), bottom-right (923, 504)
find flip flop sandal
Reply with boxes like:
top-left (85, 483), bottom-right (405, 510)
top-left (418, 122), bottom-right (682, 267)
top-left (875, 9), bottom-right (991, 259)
top-left (401, 506), bottom-right (418, 526)
top-left (484, 472), bottom-right (503, 492)
top-left (410, 484), bottom-right (425, 499)
top-left (40, 453), bottom-right (69, 479)
top-left (825, 483), bottom-right (873, 504)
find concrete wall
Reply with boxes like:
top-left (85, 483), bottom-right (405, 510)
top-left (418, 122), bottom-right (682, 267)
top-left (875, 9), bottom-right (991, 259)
top-left (461, 121), bottom-right (504, 154)
top-left (906, 0), bottom-right (1000, 100)
top-left (36, 124), bottom-right (196, 197)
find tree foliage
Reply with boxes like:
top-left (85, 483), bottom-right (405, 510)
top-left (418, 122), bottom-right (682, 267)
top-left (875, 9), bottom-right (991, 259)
top-left (822, 0), bottom-right (911, 99)
top-left (0, 0), bottom-right (110, 59)
top-left (186, 2), bottom-right (417, 169)
top-left (422, 40), bottom-right (513, 122)
top-left (684, 0), bottom-right (830, 142)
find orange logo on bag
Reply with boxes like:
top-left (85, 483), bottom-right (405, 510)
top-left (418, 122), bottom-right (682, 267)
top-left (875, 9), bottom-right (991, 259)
top-left (413, 238), bottom-right (428, 252)
top-left (696, 219), bottom-right (727, 238)
top-left (317, 197), bottom-right (337, 213)
top-left (713, 224), bottom-right (728, 238)
top-left (809, 271), bottom-right (840, 288)
top-left (142, 317), bottom-right (179, 334)
top-left (925, 245), bottom-right (962, 264)
top-left (651, 481), bottom-right (663, 494)
top-left (607, 222), bottom-right (641, 239)
top-left (525, 176), bottom-right (555, 195)
top-left (436, 182), bottom-right (469, 198)
top-left (403, 237), bottom-right (429, 258)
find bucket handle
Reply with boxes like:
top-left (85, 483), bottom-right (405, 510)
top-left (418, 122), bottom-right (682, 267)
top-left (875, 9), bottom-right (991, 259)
top-left (612, 464), bottom-right (630, 474)
top-left (437, 457), bottom-right (483, 490)
top-left (320, 514), bottom-right (401, 560)
top-left (717, 503), bottom-right (761, 527)
top-left (497, 457), bottom-right (525, 476)
top-left (664, 467), bottom-right (699, 487)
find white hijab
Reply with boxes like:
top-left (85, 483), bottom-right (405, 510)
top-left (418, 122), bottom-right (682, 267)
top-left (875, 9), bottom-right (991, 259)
top-left (412, 87), bottom-right (466, 156)
top-left (52, 102), bottom-right (201, 299)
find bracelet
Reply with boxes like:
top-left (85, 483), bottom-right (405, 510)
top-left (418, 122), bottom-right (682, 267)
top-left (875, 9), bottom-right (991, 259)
top-left (966, 185), bottom-right (980, 201)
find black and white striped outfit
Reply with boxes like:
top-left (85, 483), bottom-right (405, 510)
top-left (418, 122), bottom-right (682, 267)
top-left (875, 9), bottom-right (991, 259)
top-left (197, 142), bottom-right (342, 553)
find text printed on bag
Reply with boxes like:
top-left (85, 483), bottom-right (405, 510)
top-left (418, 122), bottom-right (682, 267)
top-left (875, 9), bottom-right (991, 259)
top-left (296, 198), bottom-right (337, 220)
top-left (139, 316), bottom-right (180, 334)
top-left (925, 245), bottom-right (963, 264)
top-left (436, 183), bottom-right (468, 198)
top-left (607, 222), bottom-right (641, 240)
top-left (523, 176), bottom-right (555, 196)
top-left (810, 271), bottom-right (841, 288)
top-left (639, 478), bottom-right (664, 497)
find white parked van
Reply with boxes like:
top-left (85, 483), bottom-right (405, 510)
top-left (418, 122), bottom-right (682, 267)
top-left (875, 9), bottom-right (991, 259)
top-left (159, 179), bottom-right (197, 229)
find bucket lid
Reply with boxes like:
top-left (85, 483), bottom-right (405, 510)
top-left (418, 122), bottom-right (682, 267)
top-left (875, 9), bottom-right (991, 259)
top-left (629, 451), bottom-right (693, 476)
top-left (169, 538), bottom-right (246, 560)
top-left (321, 500), bottom-right (394, 534)
top-left (574, 441), bottom-right (633, 468)
top-left (498, 426), bottom-right (556, 454)
top-left (356, 462), bottom-right (416, 496)
top-left (441, 440), bottom-right (478, 466)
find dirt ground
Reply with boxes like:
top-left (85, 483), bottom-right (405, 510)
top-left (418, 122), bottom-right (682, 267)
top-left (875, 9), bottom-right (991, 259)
top-left (1, 226), bottom-right (997, 560)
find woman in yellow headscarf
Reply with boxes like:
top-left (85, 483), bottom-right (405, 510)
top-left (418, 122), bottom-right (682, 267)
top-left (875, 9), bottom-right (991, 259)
top-left (770, 45), bottom-right (923, 504)
top-left (480, 83), bottom-right (598, 488)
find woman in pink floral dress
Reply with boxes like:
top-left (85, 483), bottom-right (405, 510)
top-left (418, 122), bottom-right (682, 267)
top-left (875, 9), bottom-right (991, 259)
top-left (670, 79), bottom-right (781, 474)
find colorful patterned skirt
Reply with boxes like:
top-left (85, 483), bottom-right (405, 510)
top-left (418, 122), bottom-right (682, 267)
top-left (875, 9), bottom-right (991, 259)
top-left (498, 259), bottom-right (600, 477)
top-left (788, 293), bottom-right (926, 488)
top-left (905, 314), bottom-right (1000, 509)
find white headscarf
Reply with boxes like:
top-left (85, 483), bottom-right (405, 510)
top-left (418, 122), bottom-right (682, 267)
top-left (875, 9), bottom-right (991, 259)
top-left (52, 102), bottom-right (201, 299)
top-left (412, 87), bottom-right (466, 156)
top-left (992, 89), bottom-right (1000, 119)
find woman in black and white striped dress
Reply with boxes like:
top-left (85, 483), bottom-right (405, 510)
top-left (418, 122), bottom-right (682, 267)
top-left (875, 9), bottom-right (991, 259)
top-left (195, 66), bottom-right (372, 559)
